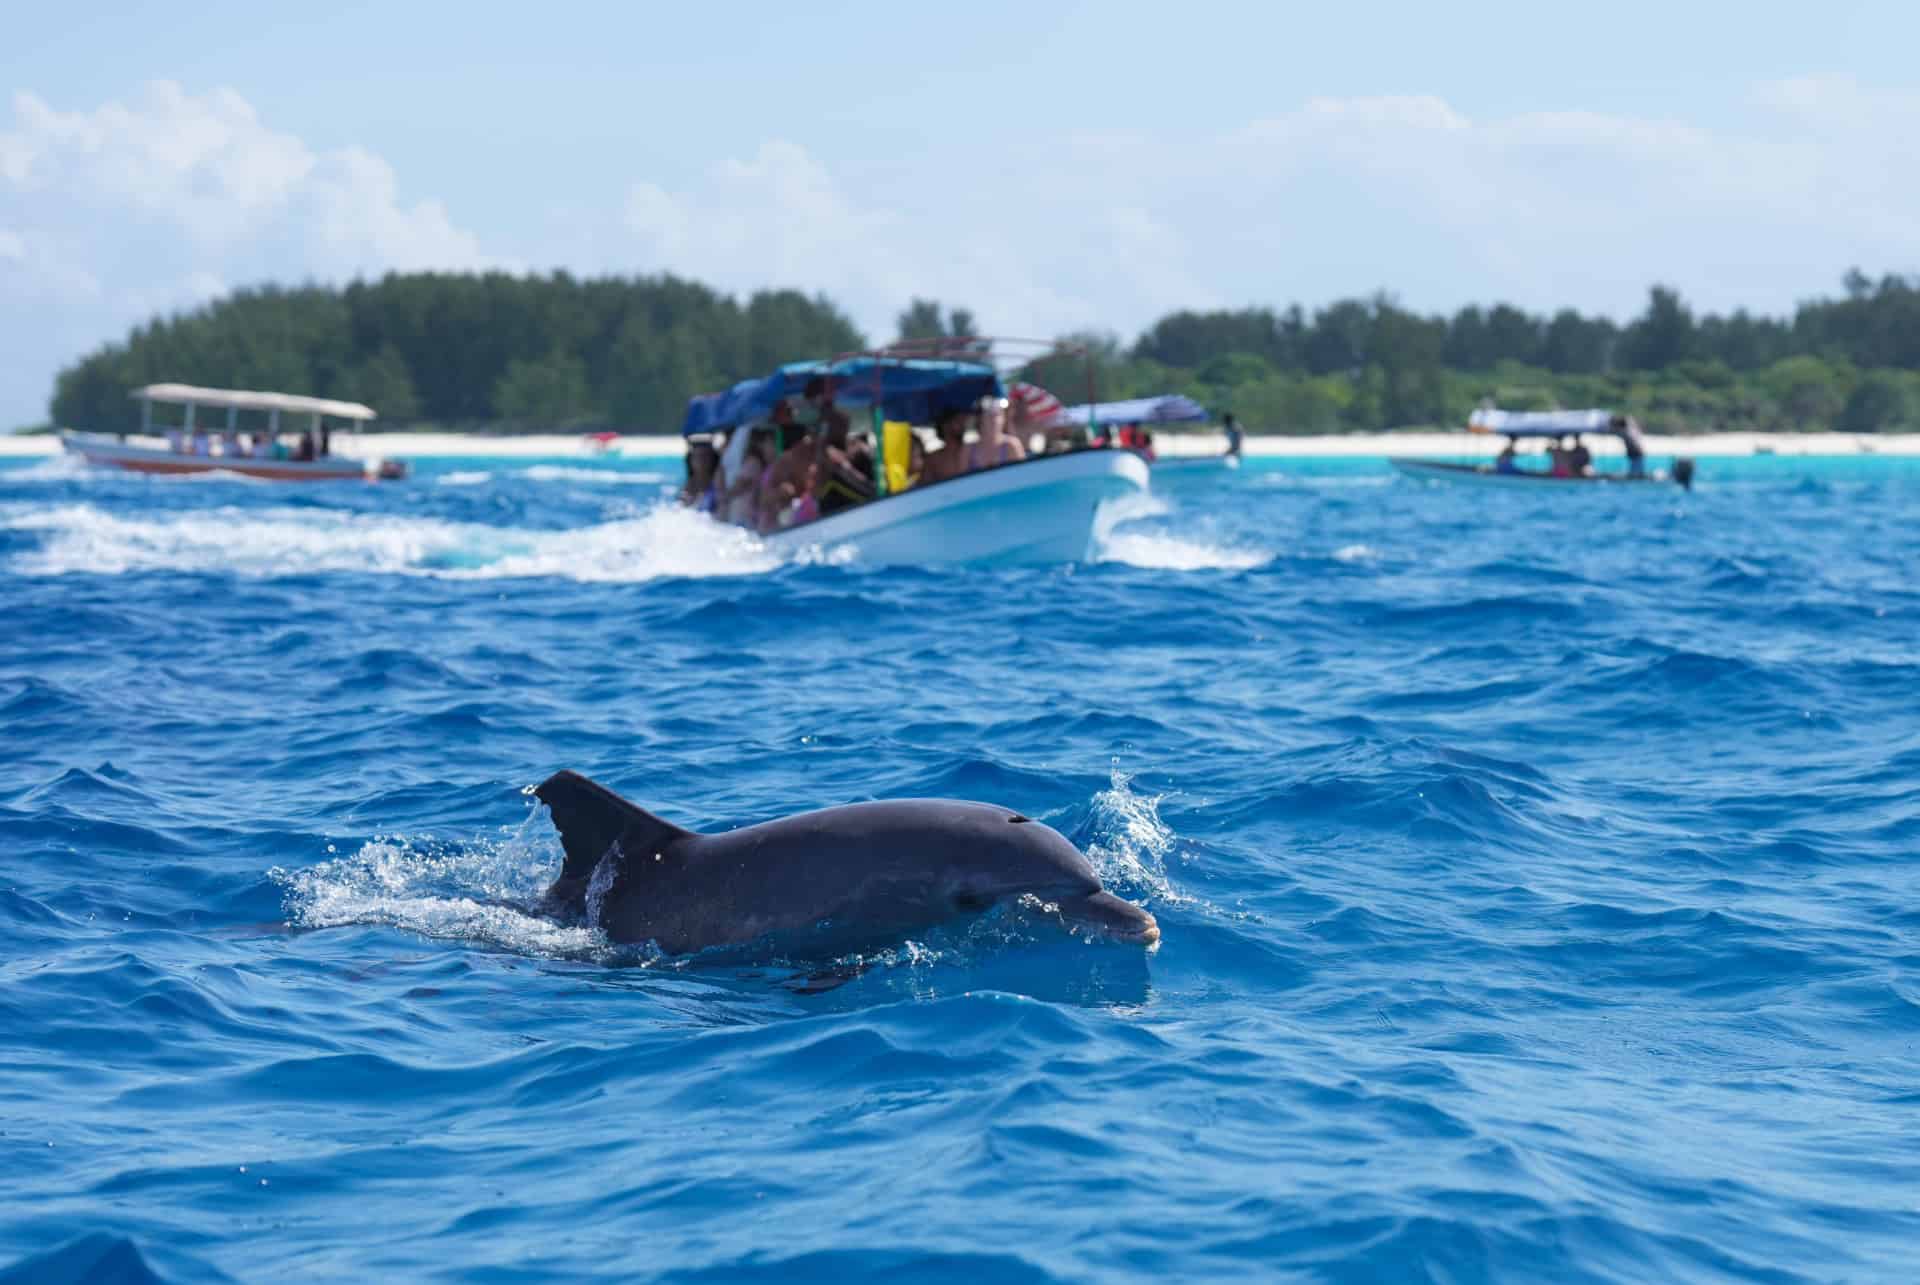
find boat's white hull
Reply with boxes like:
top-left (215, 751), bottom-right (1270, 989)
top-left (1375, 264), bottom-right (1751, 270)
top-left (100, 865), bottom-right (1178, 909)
top-left (766, 448), bottom-right (1150, 564)
top-left (1390, 458), bottom-right (1677, 488)
top-left (61, 431), bottom-right (406, 481)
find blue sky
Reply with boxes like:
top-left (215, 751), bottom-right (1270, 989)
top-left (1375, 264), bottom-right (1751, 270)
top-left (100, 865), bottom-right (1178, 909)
top-left (3, 0), bottom-right (1916, 426)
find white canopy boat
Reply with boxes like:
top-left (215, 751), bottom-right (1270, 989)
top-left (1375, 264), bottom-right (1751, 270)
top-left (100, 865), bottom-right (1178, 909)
top-left (683, 340), bottom-right (1149, 564)
top-left (1391, 408), bottom-right (1693, 490)
top-left (61, 384), bottom-right (407, 481)
top-left (1053, 393), bottom-right (1239, 476)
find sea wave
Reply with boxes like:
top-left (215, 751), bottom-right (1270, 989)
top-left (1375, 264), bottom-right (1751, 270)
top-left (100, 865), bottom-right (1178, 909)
top-left (8, 453), bottom-right (1920, 1281)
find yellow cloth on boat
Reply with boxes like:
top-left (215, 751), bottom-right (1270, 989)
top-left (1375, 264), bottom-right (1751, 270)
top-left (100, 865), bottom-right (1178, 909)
top-left (883, 421), bottom-right (913, 493)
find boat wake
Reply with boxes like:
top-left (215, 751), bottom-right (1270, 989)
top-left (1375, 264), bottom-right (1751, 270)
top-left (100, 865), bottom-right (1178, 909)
top-left (1093, 493), bottom-right (1270, 570)
top-left (2, 500), bottom-right (782, 582)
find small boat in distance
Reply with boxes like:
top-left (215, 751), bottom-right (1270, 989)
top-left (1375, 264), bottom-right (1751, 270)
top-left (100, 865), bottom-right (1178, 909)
top-left (1392, 409), bottom-right (1693, 490)
top-left (61, 384), bottom-right (407, 481)
top-left (1053, 393), bottom-right (1240, 475)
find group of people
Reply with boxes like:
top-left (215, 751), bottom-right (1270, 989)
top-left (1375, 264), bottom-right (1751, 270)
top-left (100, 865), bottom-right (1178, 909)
top-left (1492, 418), bottom-right (1647, 479)
top-left (1495, 435), bottom-right (1594, 476)
top-left (165, 428), bottom-right (325, 462)
top-left (678, 379), bottom-right (1035, 532)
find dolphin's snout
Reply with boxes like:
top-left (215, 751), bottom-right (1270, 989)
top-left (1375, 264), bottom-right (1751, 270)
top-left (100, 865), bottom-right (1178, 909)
top-left (1052, 890), bottom-right (1161, 948)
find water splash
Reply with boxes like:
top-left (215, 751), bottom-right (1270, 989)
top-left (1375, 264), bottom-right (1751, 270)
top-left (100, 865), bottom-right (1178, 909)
top-left (272, 806), bottom-right (605, 958)
top-left (4, 501), bottom-right (782, 582)
top-left (1083, 765), bottom-right (1188, 905)
top-left (1093, 493), bottom-right (1270, 570)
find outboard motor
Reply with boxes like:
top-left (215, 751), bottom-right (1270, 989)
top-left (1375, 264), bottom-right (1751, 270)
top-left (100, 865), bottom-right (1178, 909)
top-left (1674, 457), bottom-right (1695, 491)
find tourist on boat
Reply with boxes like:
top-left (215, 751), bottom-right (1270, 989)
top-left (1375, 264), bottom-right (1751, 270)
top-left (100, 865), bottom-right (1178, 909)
top-left (1495, 438), bottom-right (1520, 474)
top-left (763, 421), bottom-right (821, 526)
top-left (964, 396), bottom-right (1025, 472)
top-left (1567, 437), bottom-right (1594, 477)
top-left (801, 375), bottom-right (836, 426)
top-left (1223, 413), bottom-right (1244, 458)
top-left (723, 428), bottom-right (773, 528)
top-left (1139, 429), bottom-right (1158, 463)
top-left (815, 410), bottom-right (876, 516)
top-left (293, 431), bottom-right (317, 462)
top-left (680, 440), bottom-right (720, 510)
top-left (922, 409), bottom-right (970, 485)
top-left (1548, 437), bottom-right (1573, 477)
top-left (191, 428), bottom-right (211, 455)
top-left (1614, 414), bottom-right (1648, 477)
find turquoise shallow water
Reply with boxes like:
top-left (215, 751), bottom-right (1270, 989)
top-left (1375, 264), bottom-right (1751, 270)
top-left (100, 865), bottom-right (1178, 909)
top-left (2, 450), bottom-right (1918, 1282)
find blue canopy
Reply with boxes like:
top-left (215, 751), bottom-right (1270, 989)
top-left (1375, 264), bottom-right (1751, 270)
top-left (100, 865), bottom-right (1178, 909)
top-left (1054, 393), bottom-right (1208, 427)
top-left (682, 357), bottom-right (1004, 436)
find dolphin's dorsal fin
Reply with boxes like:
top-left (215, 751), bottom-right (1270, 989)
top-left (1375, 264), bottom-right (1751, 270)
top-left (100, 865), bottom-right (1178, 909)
top-left (535, 770), bottom-right (694, 892)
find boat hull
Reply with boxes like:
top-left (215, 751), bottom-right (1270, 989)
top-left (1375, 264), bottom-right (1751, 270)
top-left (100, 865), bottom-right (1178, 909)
top-left (1390, 458), bottom-right (1679, 488)
top-left (765, 448), bottom-right (1150, 564)
top-left (60, 431), bottom-right (406, 481)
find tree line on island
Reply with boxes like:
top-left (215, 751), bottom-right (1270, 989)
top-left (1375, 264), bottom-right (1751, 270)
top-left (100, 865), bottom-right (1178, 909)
top-left (46, 268), bottom-right (1920, 435)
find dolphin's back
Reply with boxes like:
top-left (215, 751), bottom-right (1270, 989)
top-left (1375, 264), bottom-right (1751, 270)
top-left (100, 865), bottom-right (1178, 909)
top-left (535, 770), bottom-right (693, 911)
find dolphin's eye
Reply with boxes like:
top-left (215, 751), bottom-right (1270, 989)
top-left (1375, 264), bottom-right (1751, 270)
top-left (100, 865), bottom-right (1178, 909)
top-left (1007, 814), bottom-right (1031, 824)
top-left (952, 891), bottom-right (994, 913)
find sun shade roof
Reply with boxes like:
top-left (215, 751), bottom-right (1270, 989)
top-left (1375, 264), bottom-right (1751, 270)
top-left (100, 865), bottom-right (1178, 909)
top-left (1468, 408), bottom-right (1625, 437)
top-left (132, 384), bottom-right (378, 421)
top-left (1053, 394), bottom-right (1208, 427)
top-left (682, 358), bottom-right (1003, 435)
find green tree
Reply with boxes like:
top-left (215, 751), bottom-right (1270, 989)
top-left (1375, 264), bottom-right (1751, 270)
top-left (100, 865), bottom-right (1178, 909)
top-left (492, 351), bottom-right (593, 424)
top-left (1539, 309), bottom-right (1615, 373)
top-left (1619, 285), bottom-right (1695, 370)
top-left (334, 344), bottom-right (420, 420)
top-left (1836, 371), bottom-right (1915, 433)
top-left (1758, 356), bottom-right (1844, 428)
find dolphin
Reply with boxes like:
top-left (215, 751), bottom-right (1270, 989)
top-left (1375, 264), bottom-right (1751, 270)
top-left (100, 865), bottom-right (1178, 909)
top-left (533, 770), bottom-right (1160, 955)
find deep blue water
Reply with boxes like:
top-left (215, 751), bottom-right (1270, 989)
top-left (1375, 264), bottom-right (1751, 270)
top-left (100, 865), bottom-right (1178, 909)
top-left (3, 449), bottom-right (1919, 1282)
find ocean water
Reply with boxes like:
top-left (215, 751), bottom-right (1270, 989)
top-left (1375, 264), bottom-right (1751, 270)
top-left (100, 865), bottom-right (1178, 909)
top-left (3, 449), bottom-right (1918, 1282)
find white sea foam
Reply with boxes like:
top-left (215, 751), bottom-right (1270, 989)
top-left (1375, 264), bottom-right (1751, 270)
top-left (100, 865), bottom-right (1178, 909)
top-left (434, 470), bottom-right (493, 487)
top-left (521, 465), bottom-right (670, 486)
top-left (4, 500), bottom-right (782, 581)
top-left (1093, 493), bottom-right (1270, 571)
top-left (1333, 543), bottom-right (1383, 562)
top-left (0, 455), bottom-right (88, 482)
top-left (272, 806), bottom-right (608, 958)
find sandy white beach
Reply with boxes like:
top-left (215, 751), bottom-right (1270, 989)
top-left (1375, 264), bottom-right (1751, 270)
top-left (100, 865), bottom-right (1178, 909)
top-left (9, 430), bottom-right (1919, 460)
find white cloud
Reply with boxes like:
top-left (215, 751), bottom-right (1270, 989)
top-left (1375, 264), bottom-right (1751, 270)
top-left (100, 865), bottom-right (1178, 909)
top-left (0, 82), bottom-right (493, 426)
top-left (611, 79), bottom-right (1920, 350)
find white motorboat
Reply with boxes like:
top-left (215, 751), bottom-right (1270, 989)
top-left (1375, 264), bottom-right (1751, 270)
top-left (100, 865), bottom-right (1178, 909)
top-left (683, 341), bottom-right (1148, 565)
